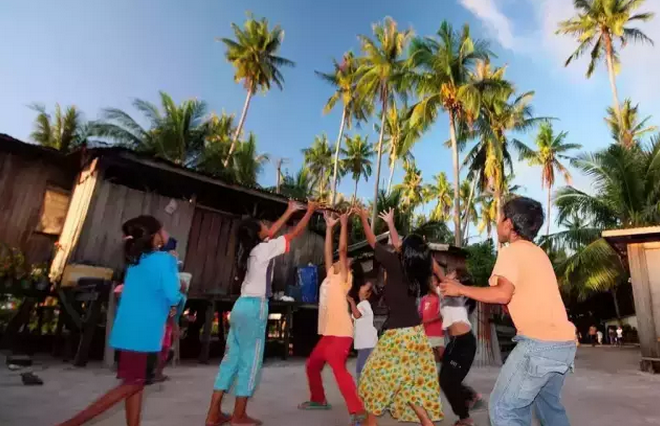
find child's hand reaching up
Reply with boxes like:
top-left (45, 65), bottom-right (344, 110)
top-left (324, 211), bottom-right (339, 228)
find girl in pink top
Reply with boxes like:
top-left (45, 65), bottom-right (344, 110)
top-left (419, 274), bottom-right (445, 363)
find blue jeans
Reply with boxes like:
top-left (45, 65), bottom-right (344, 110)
top-left (489, 335), bottom-right (576, 426)
top-left (355, 348), bottom-right (373, 382)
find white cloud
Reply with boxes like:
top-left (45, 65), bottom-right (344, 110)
top-left (458, 0), bottom-right (516, 49)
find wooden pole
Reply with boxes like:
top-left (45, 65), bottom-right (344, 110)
top-left (199, 301), bottom-right (215, 364)
top-left (627, 244), bottom-right (660, 372)
top-left (103, 282), bottom-right (117, 368)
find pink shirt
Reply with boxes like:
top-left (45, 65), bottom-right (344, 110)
top-left (419, 294), bottom-right (443, 337)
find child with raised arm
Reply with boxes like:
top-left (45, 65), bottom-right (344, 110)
top-left (205, 200), bottom-right (317, 426)
top-left (356, 208), bottom-right (442, 426)
top-left (298, 211), bottom-right (366, 426)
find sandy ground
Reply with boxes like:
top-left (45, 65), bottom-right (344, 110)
top-left (2, 346), bottom-right (659, 425)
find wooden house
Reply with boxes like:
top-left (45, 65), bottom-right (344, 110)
top-left (1, 136), bottom-right (325, 361)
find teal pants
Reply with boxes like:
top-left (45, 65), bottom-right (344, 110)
top-left (214, 297), bottom-right (268, 397)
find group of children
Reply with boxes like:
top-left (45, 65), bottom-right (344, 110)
top-left (55, 196), bottom-right (575, 426)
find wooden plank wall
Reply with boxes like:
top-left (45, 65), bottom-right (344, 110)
top-left (184, 207), bottom-right (240, 297)
top-left (71, 180), bottom-right (195, 273)
top-left (184, 207), bottom-right (325, 298)
top-left (0, 151), bottom-right (73, 264)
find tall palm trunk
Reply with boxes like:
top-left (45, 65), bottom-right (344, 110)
top-left (546, 185), bottom-right (552, 236)
top-left (449, 111), bottom-right (462, 247)
top-left (331, 107), bottom-right (347, 205)
top-left (495, 186), bottom-right (502, 248)
top-left (371, 95), bottom-right (388, 230)
top-left (611, 287), bottom-right (622, 324)
top-left (386, 157), bottom-right (396, 194)
top-left (224, 87), bottom-right (254, 167)
top-left (603, 32), bottom-right (624, 140)
top-left (462, 178), bottom-right (477, 245)
top-left (353, 176), bottom-right (360, 202)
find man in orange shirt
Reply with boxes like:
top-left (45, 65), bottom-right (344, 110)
top-left (441, 197), bottom-right (576, 426)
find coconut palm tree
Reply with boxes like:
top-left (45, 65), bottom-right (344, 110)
top-left (460, 179), bottom-right (479, 243)
top-left (356, 17), bottom-right (412, 228)
top-left (340, 134), bottom-right (374, 201)
top-left (605, 99), bottom-right (657, 148)
top-left (218, 14), bottom-right (295, 166)
top-left (477, 196), bottom-right (497, 240)
top-left (29, 104), bottom-right (87, 152)
top-left (466, 84), bottom-right (541, 224)
top-left (553, 139), bottom-right (660, 316)
top-left (408, 22), bottom-right (498, 247)
top-left (275, 167), bottom-right (315, 199)
top-left (316, 52), bottom-right (371, 205)
top-left (231, 133), bottom-right (270, 186)
top-left (557, 0), bottom-right (654, 131)
top-left (302, 134), bottom-right (334, 201)
top-left (516, 122), bottom-right (582, 236)
top-left (425, 172), bottom-right (453, 222)
top-left (374, 102), bottom-right (423, 193)
top-left (196, 112), bottom-right (237, 177)
top-left (395, 160), bottom-right (424, 210)
top-left (92, 92), bottom-right (207, 165)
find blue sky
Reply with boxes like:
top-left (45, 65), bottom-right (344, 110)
top-left (2, 0), bottom-right (659, 237)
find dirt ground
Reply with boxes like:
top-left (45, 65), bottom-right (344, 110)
top-left (1, 346), bottom-right (659, 425)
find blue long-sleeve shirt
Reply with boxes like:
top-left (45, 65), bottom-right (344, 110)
top-left (110, 251), bottom-right (181, 352)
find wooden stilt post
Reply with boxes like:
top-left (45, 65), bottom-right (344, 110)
top-left (103, 282), bottom-right (117, 369)
top-left (199, 301), bottom-right (215, 364)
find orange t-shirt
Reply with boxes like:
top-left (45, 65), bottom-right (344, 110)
top-left (490, 240), bottom-right (575, 342)
top-left (318, 264), bottom-right (353, 337)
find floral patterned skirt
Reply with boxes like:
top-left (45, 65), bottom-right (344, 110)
top-left (358, 325), bottom-right (443, 422)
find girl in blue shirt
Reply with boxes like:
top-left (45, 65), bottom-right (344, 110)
top-left (57, 215), bottom-right (181, 426)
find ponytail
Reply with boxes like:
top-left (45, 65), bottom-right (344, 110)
top-left (122, 215), bottom-right (162, 265)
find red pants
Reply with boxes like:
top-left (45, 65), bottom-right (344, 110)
top-left (306, 335), bottom-right (364, 414)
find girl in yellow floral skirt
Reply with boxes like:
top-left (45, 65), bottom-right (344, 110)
top-left (355, 208), bottom-right (443, 426)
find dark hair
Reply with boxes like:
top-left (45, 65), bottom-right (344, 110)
top-left (235, 218), bottom-right (263, 280)
top-left (348, 261), bottom-right (376, 302)
top-left (122, 215), bottom-right (162, 265)
top-left (400, 234), bottom-right (432, 298)
top-left (502, 197), bottom-right (544, 241)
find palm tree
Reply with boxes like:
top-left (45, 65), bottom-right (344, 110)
top-left (466, 83), bottom-right (541, 225)
top-left (276, 167), bottom-right (315, 199)
top-left (553, 140), bottom-right (660, 316)
top-left (375, 102), bottom-right (422, 193)
top-left (409, 22), bottom-right (496, 247)
top-left (557, 0), bottom-right (654, 131)
top-left (219, 14), bottom-right (295, 166)
top-left (605, 99), bottom-right (657, 148)
top-left (302, 134), bottom-right (334, 201)
top-left (340, 134), bottom-right (374, 201)
top-left (516, 122), bottom-right (582, 235)
top-left (395, 160), bottom-right (424, 210)
top-left (477, 196), bottom-right (497, 240)
top-left (356, 17), bottom-right (412, 228)
top-left (316, 52), bottom-right (371, 205)
top-left (460, 179), bottom-right (479, 243)
top-left (231, 133), bottom-right (270, 186)
top-left (425, 172), bottom-right (453, 222)
top-left (29, 104), bottom-right (86, 152)
top-left (92, 92), bottom-right (207, 165)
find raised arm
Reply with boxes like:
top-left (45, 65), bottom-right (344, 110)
top-left (323, 212), bottom-right (339, 273)
top-left (286, 201), bottom-right (318, 241)
top-left (356, 207), bottom-right (377, 248)
top-left (378, 208), bottom-right (401, 250)
top-left (339, 211), bottom-right (350, 282)
top-left (268, 200), bottom-right (304, 238)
